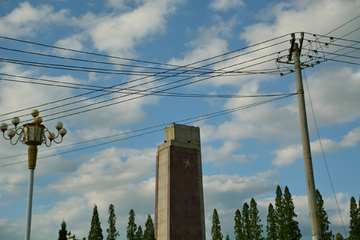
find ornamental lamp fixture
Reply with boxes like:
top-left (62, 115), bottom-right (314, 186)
top-left (0, 109), bottom-right (67, 240)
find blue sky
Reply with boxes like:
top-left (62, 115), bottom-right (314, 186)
top-left (0, 0), bottom-right (359, 239)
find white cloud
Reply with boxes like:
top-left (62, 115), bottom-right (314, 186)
top-left (209, 0), bottom-right (245, 12)
top-left (272, 127), bottom-right (360, 166)
top-left (53, 34), bottom-right (86, 57)
top-left (0, 2), bottom-right (69, 38)
top-left (168, 17), bottom-right (236, 67)
top-left (88, 0), bottom-right (183, 56)
top-left (203, 140), bottom-right (248, 164)
top-left (241, 0), bottom-right (360, 44)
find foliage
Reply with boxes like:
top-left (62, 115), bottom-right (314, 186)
top-left (316, 189), bottom-right (332, 239)
top-left (274, 185), bottom-right (283, 239)
top-left (135, 226), bottom-right (143, 240)
top-left (88, 204), bottom-right (104, 240)
top-left (143, 215), bottom-right (155, 240)
top-left (234, 209), bottom-right (242, 240)
top-left (58, 220), bottom-right (68, 240)
top-left (225, 233), bottom-right (230, 240)
top-left (106, 204), bottom-right (120, 240)
top-left (349, 196), bottom-right (360, 240)
top-left (127, 209), bottom-right (137, 240)
top-left (211, 209), bottom-right (223, 240)
top-left (266, 203), bottom-right (276, 240)
top-left (335, 233), bottom-right (345, 240)
top-left (241, 202), bottom-right (251, 240)
top-left (249, 198), bottom-right (264, 240)
top-left (282, 186), bottom-right (301, 240)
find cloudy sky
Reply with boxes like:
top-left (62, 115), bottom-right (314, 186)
top-left (0, 0), bottom-right (359, 239)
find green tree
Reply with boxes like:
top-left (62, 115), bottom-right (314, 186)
top-left (143, 215), bottom-right (155, 240)
top-left (316, 189), bottom-right (332, 239)
top-left (106, 204), bottom-right (120, 240)
top-left (127, 209), bottom-right (137, 240)
top-left (88, 204), bottom-right (104, 240)
top-left (234, 209), bottom-right (242, 240)
top-left (282, 186), bottom-right (301, 240)
top-left (335, 233), bottom-right (345, 240)
top-left (211, 209), bottom-right (223, 240)
top-left (135, 226), bottom-right (143, 240)
top-left (58, 220), bottom-right (68, 240)
top-left (225, 233), bottom-right (230, 240)
top-left (274, 185), bottom-right (283, 239)
top-left (249, 198), bottom-right (264, 240)
top-left (349, 196), bottom-right (360, 240)
top-left (266, 203), bottom-right (276, 240)
top-left (242, 202), bottom-right (251, 240)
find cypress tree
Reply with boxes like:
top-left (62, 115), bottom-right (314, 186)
top-left (349, 196), bottom-right (360, 240)
top-left (274, 185), bottom-right (283, 239)
top-left (266, 203), bottom-right (276, 240)
top-left (282, 186), bottom-right (301, 240)
top-left (127, 209), bottom-right (137, 240)
top-left (58, 220), bottom-right (68, 240)
top-left (316, 189), bottom-right (332, 239)
top-left (249, 198), bottom-right (263, 240)
top-left (242, 202), bottom-right (251, 240)
top-left (234, 209), bottom-right (242, 240)
top-left (106, 204), bottom-right (120, 240)
top-left (88, 204), bottom-right (104, 240)
top-left (211, 209), bottom-right (223, 240)
top-left (335, 233), bottom-right (345, 240)
top-left (143, 215), bottom-right (155, 240)
top-left (135, 226), bottom-right (143, 240)
top-left (225, 233), bottom-right (230, 240)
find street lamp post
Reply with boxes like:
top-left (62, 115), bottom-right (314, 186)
top-left (0, 109), bottom-right (67, 240)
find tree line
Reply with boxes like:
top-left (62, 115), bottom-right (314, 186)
top-left (211, 185), bottom-right (360, 240)
top-left (58, 204), bottom-right (155, 240)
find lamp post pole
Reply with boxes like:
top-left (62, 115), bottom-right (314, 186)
top-left (0, 109), bottom-right (67, 240)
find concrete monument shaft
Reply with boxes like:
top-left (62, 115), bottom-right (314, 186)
top-left (155, 124), bottom-right (206, 240)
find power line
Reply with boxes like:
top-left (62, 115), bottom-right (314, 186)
top-left (0, 43), bottom-right (289, 123)
top-left (0, 93), bottom-right (297, 167)
top-left (20, 51), bottom-right (287, 125)
top-left (302, 70), bottom-right (348, 238)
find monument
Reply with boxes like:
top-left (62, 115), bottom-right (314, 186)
top-left (155, 123), bottom-right (206, 240)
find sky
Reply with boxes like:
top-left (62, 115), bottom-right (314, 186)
top-left (0, 0), bottom-right (359, 239)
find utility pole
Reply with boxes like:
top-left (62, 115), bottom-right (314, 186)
top-left (292, 34), bottom-right (322, 240)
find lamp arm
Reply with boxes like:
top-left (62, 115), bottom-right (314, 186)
top-left (42, 128), bottom-right (52, 147)
top-left (10, 129), bottom-right (25, 145)
top-left (52, 136), bottom-right (64, 144)
top-left (2, 131), bottom-right (10, 141)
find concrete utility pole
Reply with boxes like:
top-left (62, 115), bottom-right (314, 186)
top-left (293, 39), bottom-right (322, 240)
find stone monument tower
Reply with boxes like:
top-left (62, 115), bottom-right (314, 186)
top-left (155, 123), bottom-right (205, 240)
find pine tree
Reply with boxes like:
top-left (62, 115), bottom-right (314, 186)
top-left (225, 233), bottom-right (230, 240)
top-left (88, 204), bottom-right (104, 240)
top-left (211, 209), bottom-right (223, 240)
top-left (266, 203), bottom-right (276, 240)
top-left (143, 215), bottom-right (155, 240)
top-left (58, 220), bottom-right (68, 240)
top-left (316, 189), bottom-right (332, 240)
top-left (127, 209), bottom-right (137, 240)
top-left (242, 202), bottom-right (251, 240)
top-left (106, 204), bottom-right (120, 240)
top-left (136, 226), bottom-right (143, 240)
top-left (349, 196), bottom-right (360, 240)
top-left (234, 209), bottom-right (242, 240)
top-left (249, 198), bottom-right (264, 240)
top-left (335, 233), bottom-right (345, 240)
top-left (274, 185), bottom-right (283, 239)
top-left (282, 186), bottom-right (301, 240)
